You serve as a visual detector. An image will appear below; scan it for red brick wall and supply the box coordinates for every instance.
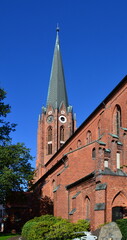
[35,77,127,230]
[35,103,75,180]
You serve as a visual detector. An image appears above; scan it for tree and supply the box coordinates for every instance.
[0,88,34,204]
[0,88,16,145]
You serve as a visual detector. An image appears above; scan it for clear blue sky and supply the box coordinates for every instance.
[1,0,127,167]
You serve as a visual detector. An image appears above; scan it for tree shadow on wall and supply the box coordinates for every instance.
[39,195,53,215]
[4,192,53,233]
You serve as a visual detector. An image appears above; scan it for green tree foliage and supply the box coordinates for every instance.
[22,214,90,240]
[0,88,34,203]
[0,89,16,144]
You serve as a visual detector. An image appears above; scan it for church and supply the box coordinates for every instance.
[34,28,127,230]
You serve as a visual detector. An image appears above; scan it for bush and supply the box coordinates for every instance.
[22,214,61,239]
[22,221,37,240]
[26,214,59,223]
[21,214,90,240]
[74,219,90,232]
[116,219,127,240]
[27,221,53,240]
[46,219,76,240]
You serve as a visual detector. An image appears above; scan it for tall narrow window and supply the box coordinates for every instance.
[48,126,52,141]
[113,105,121,136]
[77,140,82,148]
[60,126,64,141]
[48,143,52,155]
[52,179,56,191]
[85,196,90,220]
[98,120,101,138]
[104,159,108,168]
[92,148,96,159]
[116,152,120,169]
[116,106,121,136]
[48,126,52,154]
[86,130,92,144]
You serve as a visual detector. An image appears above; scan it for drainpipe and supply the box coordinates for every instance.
[104,184,107,223]
[67,189,70,220]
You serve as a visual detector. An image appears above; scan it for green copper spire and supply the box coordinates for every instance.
[46,28,69,109]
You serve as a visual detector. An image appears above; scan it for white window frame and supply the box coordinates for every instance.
[116,152,120,169]
[104,159,109,168]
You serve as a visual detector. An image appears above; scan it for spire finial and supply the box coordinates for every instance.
[56,23,59,33]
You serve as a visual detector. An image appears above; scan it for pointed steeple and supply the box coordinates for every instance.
[46,27,69,110]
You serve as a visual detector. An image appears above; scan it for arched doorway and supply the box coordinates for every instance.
[112,206,123,221]
[112,191,127,221]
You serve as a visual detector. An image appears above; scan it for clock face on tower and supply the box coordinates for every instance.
[59,115,67,123]
[47,115,54,123]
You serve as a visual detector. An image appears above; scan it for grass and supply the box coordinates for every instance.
[0,235,12,240]
[0,233,19,240]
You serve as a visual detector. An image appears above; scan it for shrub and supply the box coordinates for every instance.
[21,215,62,240]
[46,219,76,240]
[21,214,90,240]
[26,214,58,223]
[22,214,60,239]
[73,219,90,232]
[27,221,53,240]
[116,219,127,240]
[22,222,37,240]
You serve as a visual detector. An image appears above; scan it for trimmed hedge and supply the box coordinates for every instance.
[22,214,90,240]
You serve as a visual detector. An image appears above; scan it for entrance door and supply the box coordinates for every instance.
[112,206,123,222]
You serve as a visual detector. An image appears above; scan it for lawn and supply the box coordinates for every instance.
[0,234,19,240]
[0,235,12,240]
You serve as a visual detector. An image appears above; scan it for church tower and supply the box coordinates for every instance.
[36,28,76,180]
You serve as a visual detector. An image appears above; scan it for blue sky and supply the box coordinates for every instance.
[1,0,127,167]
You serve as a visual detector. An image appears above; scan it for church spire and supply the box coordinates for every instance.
[35,28,76,180]
[46,27,68,110]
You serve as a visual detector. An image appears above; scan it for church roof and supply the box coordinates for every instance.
[46,28,69,109]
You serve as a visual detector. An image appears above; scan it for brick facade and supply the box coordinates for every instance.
[34,28,127,231]
[36,103,76,179]
[34,75,127,230]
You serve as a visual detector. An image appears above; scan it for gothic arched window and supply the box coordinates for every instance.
[52,179,56,192]
[47,126,52,155]
[98,120,101,138]
[92,148,96,159]
[113,105,121,136]
[85,196,90,220]
[48,143,52,155]
[86,130,92,144]
[48,126,52,141]
[77,140,82,148]
[98,147,104,157]
[60,126,64,141]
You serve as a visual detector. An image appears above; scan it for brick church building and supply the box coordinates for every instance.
[34,28,127,230]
